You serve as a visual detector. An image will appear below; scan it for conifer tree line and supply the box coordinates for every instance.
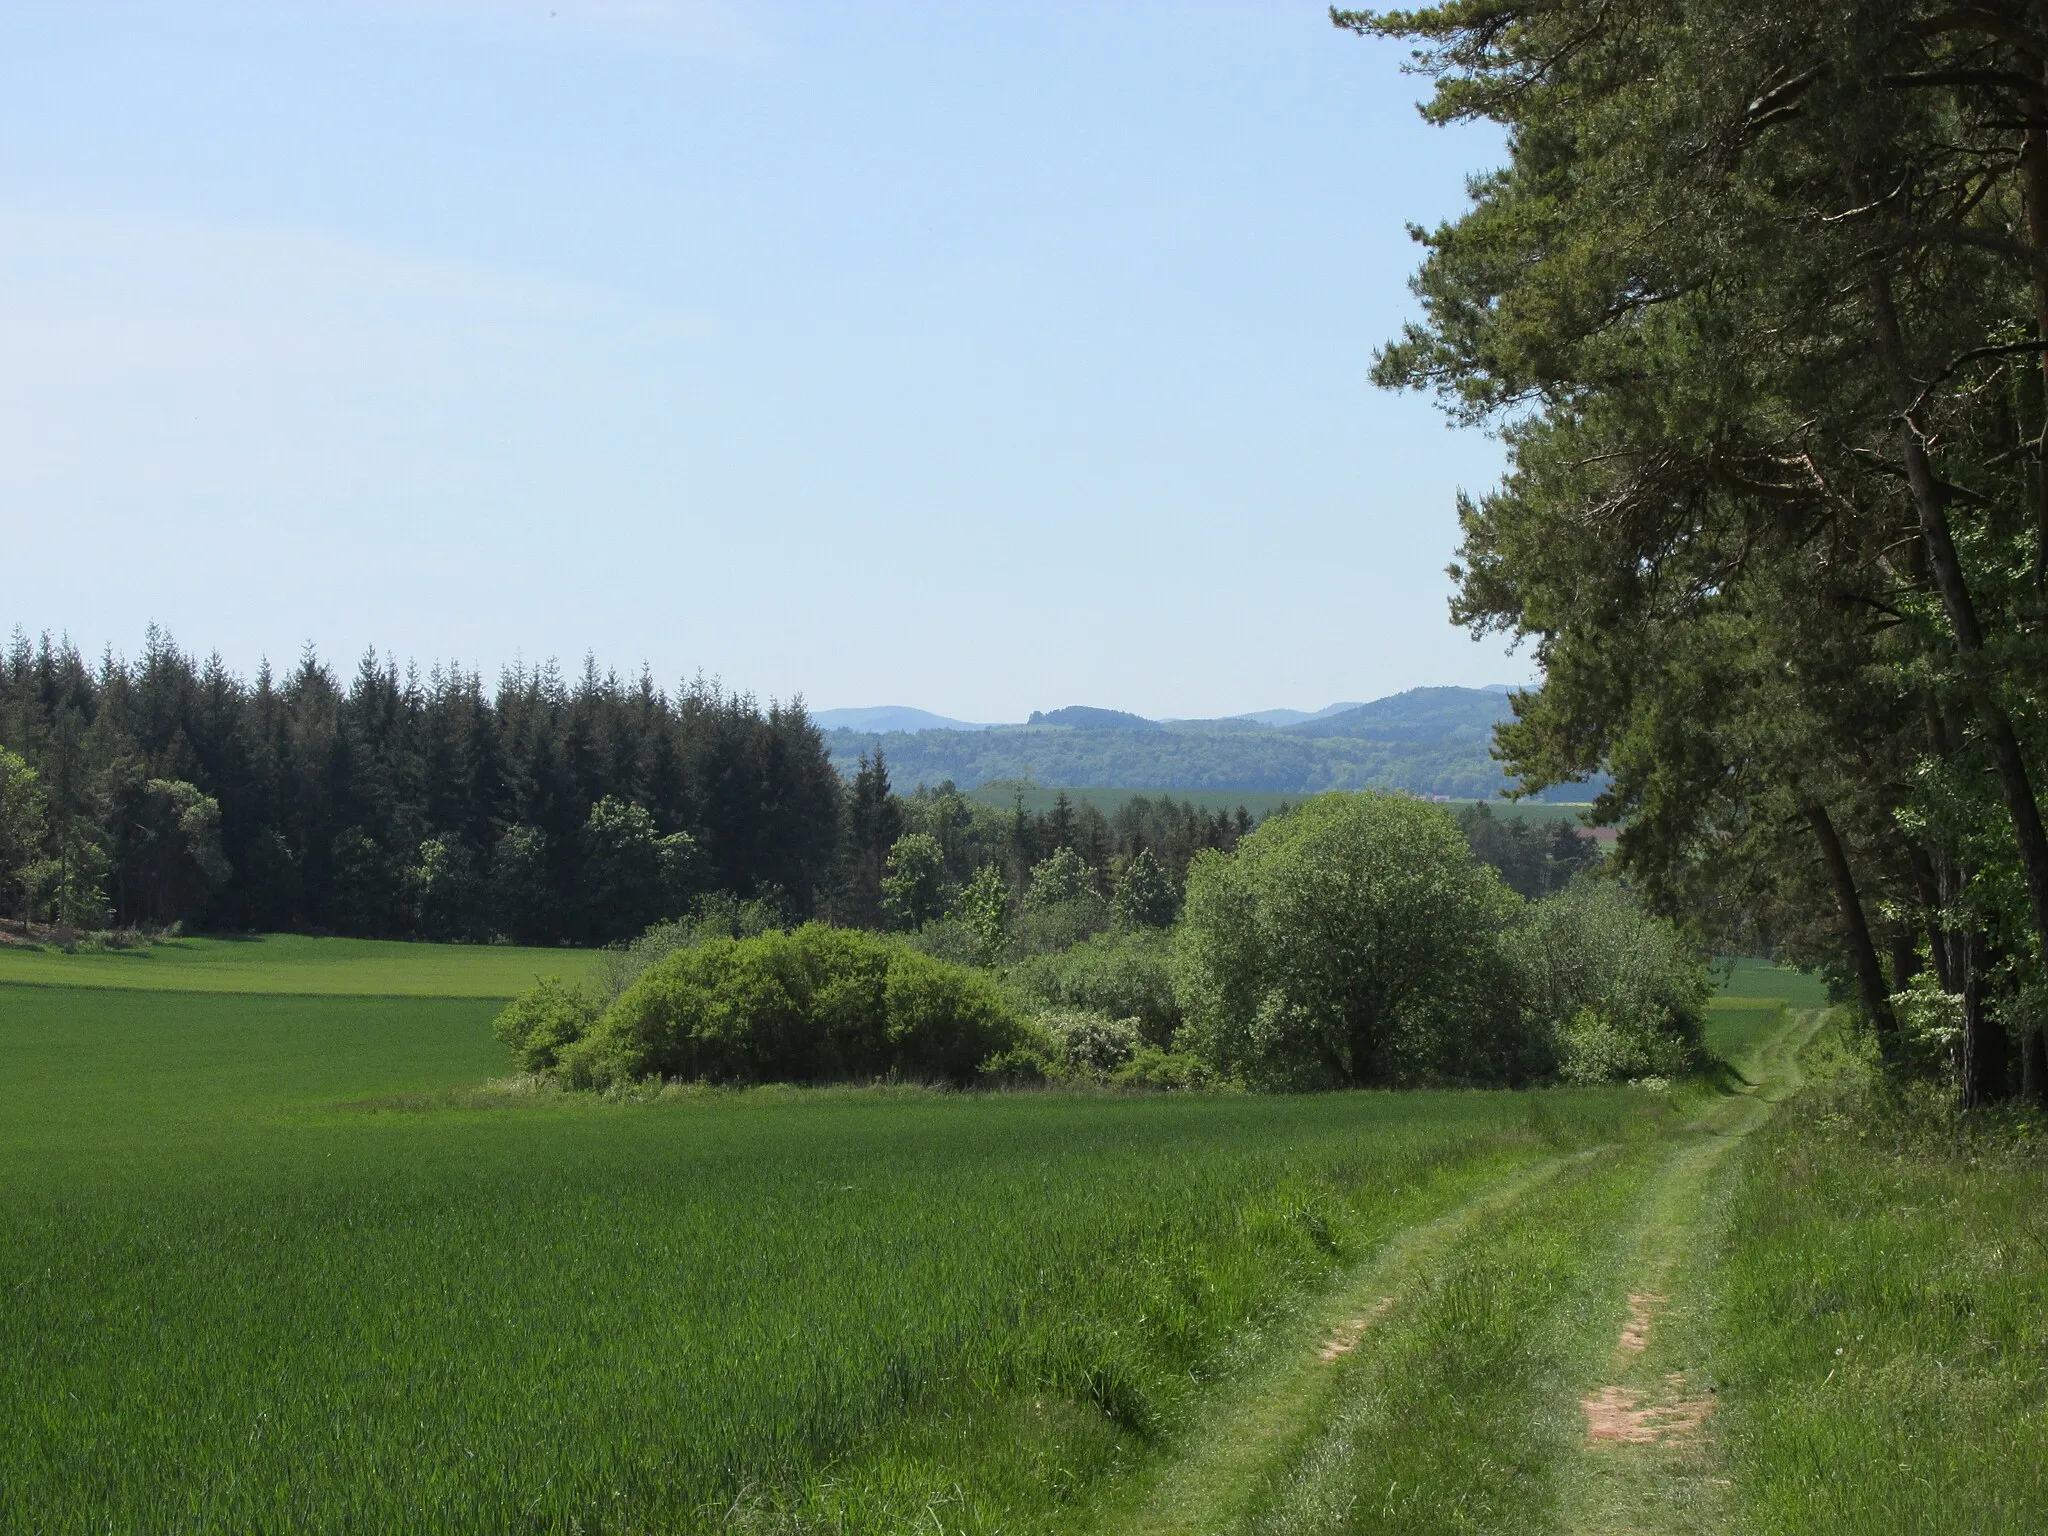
[1351,0,2048,1104]
[0,630,839,944]
[0,630,1301,947]
[835,759,1261,934]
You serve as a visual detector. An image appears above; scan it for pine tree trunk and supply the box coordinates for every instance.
[1959,932,2010,1109]
[1806,802,1902,1058]
[2023,1027,2048,1105]
[1888,928,1920,992]
[1868,271,2048,981]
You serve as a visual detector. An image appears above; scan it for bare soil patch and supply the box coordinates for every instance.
[1618,1291,1666,1354]
[1317,1297,1395,1362]
[1582,1373,1714,1446]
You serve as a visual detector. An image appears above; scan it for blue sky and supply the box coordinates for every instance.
[0,1,1520,720]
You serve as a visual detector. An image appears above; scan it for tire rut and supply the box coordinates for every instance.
[1078,1150,1596,1536]
[1560,1007,1827,1536]
[1086,1006,1825,1536]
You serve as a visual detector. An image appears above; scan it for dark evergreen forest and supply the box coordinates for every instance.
[4,629,1542,948]
[0,630,843,945]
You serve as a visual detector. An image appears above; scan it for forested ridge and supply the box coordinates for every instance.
[821,722,1526,799]
[818,686,1603,799]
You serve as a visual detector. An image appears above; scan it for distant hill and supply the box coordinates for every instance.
[1026,706,1161,731]
[811,705,992,733]
[1285,686,1516,742]
[1226,702,1366,727]
[823,685,1598,801]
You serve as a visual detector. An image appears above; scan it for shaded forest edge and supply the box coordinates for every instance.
[1339,0,2048,1112]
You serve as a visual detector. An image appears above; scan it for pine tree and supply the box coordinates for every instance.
[837,748,904,928]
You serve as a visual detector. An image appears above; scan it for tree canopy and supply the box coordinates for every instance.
[0,630,839,943]
[1351,0,2048,1103]
[1176,794,1529,1087]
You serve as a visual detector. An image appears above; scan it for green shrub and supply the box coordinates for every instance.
[1507,877,1706,1082]
[1887,971,1965,1083]
[1554,1007,1679,1085]
[981,1009,1209,1088]
[492,977,601,1073]
[550,923,1022,1088]
[1035,1007,1141,1077]
[586,893,786,1003]
[1175,792,1532,1088]
[1007,927,1182,1047]
[882,946,1021,1080]
[1111,1045,1217,1090]
[978,1041,1058,1086]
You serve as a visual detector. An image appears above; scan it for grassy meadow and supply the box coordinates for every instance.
[7,937,2040,1533]
[1712,1024,2048,1533]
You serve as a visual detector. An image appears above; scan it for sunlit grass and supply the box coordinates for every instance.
[0,931,591,996]
[1716,1023,2048,1534]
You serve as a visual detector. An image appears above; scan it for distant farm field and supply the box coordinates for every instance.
[964,781,1597,825]
[0,931,590,996]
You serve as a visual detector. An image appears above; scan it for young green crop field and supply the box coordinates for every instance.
[0,930,591,996]
[3,939,2040,1532]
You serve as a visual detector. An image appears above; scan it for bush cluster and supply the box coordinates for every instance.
[1506,878,1707,1083]
[1175,793,1531,1087]
[497,793,1711,1094]
[497,924,1024,1090]
[1172,794,1705,1089]
[1006,927,1182,1048]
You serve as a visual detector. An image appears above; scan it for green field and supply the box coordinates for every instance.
[964,781,1597,824]
[4,938,2038,1532]
[0,931,591,996]
[0,940,1668,1532]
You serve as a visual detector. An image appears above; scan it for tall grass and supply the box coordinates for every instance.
[1715,1024,2048,1534]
